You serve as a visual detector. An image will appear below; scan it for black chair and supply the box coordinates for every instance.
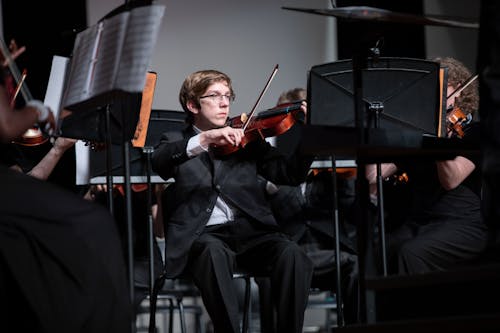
[147,275,188,333]
[232,271,253,333]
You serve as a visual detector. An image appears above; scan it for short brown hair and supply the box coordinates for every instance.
[179,70,234,124]
[277,87,306,105]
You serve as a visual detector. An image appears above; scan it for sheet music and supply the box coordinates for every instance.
[116,5,165,92]
[62,24,100,106]
[44,55,70,125]
[75,141,90,185]
[62,4,165,109]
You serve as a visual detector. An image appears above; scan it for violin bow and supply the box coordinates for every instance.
[10,69,27,107]
[0,37,32,102]
[446,73,478,100]
[242,64,279,132]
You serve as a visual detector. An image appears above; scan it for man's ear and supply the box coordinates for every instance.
[187,100,199,114]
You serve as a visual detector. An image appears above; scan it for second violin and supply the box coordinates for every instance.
[446,106,472,138]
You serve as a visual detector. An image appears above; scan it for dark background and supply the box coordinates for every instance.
[2,1,87,100]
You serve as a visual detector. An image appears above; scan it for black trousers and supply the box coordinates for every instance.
[0,166,132,333]
[187,218,314,333]
[388,217,489,275]
[256,249,359,332]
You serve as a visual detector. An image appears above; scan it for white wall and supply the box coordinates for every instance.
[87,0,337,116]
[424,0,480,70]
[86,1,480,115]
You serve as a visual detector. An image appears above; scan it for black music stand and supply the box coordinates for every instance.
[307,56,442,324]
[88,110,186,184]
[308,57,443,135]
[57,3,164,332]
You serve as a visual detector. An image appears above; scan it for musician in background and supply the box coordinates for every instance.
[367,57,489,275]
[256,88,359,330]
[87,182,165,312]
[1,39,81,193]
[152,69,314,333]
[0,39,132,332]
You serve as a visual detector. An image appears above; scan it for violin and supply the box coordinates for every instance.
[446,106,471,138]
[386,171,409,186]
[211,64,301,156]
[13,127,49,146]
[211,101,305,156]
[0,38,48,146]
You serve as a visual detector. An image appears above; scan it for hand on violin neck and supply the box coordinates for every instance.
[200,126,244,148]
[40,110,56,137]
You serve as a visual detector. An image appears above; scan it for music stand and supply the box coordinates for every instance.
[88,109,186,185]
[57,4,165,330]
[308,57,443,136]
[307,56,442,324]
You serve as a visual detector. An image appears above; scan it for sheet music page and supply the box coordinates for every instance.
[75,140,90,185]
[90,13,128,97]
[115,5,165,92]
[62,24,100,107]
[62,4,165,109]
[44,55,70,125]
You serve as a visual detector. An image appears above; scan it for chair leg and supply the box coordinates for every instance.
[241,276,251,333]
[149,273,167,333]
[168,298,174,333]
[177,296,187,333]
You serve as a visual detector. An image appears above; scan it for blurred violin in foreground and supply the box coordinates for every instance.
[0,38,50,146]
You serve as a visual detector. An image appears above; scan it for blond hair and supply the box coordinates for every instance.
[179,70,234,124]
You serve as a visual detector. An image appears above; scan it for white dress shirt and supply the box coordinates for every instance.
[186,127,237,226]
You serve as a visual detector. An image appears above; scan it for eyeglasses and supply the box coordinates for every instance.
[199,94,235,103]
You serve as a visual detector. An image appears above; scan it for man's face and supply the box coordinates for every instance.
[189,81,232,131]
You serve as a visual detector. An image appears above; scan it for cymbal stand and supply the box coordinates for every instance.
[368,102,388,276]
[352,45,377,324]
[102,103,136,332]
[143,146,155,300]
[329,154,345,326]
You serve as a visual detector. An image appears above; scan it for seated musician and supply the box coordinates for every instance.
[0,39,131,332]
[255,88,360,330]
[152,69,314,333]
[87,182,165,311]
[367,57,488,275]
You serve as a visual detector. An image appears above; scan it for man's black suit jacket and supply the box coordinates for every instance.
[152,126,313,278]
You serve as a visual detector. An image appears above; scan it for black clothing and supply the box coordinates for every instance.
[388,125,488,274]
[189,219,313,333]
[0,67,131,331]
[0,165,132,333]
[93,186,164,311]
[256,170,360,329]
[152,125,314,333]
[0,142,21,167]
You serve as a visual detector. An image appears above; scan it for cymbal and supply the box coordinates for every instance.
[282,6,479,29]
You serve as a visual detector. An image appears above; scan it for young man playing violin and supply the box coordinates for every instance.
[152,69,314,333]
[366,57,488,275]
